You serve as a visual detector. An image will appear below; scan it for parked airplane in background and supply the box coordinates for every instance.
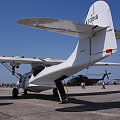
[0,1,120,103]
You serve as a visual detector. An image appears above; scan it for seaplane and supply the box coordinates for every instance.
[0,0,120,103]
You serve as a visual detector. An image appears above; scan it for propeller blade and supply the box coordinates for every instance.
[105,69,111,80]
[107,74,109,80]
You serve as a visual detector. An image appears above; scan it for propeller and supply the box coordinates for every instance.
[105,69,111,80]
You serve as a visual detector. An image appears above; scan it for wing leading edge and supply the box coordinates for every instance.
[0,56,120,67]
[17,18,120,39]
[0,56,64,66]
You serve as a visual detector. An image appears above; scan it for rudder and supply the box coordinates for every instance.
[85,0,117,56]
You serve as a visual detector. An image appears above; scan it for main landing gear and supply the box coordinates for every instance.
[12,88,19,99]
[12,88,28,98]
[53,88,58,97]
[54,76,68,103]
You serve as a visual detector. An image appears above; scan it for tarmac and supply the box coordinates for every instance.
[0,85,120,120]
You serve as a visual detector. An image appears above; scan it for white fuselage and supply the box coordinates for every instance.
[18,1,117,92]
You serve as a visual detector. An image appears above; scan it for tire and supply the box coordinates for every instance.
[12,88,19,99]
[24,90,27,95]
[53,88,58,97]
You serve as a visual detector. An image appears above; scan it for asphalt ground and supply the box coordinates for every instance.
[0,85,120,120]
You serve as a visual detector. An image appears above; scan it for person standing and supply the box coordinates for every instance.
[102,81,105,89]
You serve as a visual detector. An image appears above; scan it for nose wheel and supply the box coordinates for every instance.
[12,88,19,98]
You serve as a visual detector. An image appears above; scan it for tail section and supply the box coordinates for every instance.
[85,0,117,54]
[16,1,118,80]
[66,1,117,75]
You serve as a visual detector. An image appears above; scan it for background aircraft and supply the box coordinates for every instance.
[67,70,111,86]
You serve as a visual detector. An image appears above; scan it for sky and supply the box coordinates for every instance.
[0,0,120,83]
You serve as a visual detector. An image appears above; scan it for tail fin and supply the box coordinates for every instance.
[85,0,117,54]
[66,1,117,73]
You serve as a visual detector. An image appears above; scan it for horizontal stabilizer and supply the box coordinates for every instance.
[17,18,106,38]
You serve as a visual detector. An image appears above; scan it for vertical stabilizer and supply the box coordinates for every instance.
[85,0,117,53]
[66,1,117,75]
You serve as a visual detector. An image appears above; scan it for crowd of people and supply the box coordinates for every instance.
[80,81,119,89]
[0,83,16,88]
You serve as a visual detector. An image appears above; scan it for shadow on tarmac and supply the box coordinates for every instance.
[0,90,120,101]
[68,90,120,96]
[0,90,120,112]
[56,97,120,112]
[0,103,13,106]
[55,90,120,112]
[0,94,59,101]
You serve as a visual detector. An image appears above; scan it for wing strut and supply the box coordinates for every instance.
[1,63,22,80]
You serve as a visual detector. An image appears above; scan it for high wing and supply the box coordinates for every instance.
[0,56,120,67]
[17,18,106,38]
[0,56,64,66]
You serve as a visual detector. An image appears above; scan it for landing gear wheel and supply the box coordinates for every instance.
[53,88,58,97]
[24,90,27,95]
[12,88,19,99]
